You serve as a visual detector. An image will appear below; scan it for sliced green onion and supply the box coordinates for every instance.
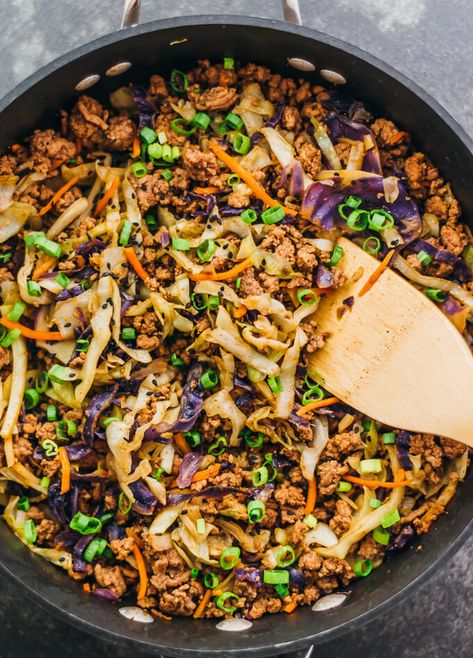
[191,292,208,311]
[263,569,289,585]
[69,512,102,535]
[144,213,158,233]
[80,279,92,291]
[191,112,211,131]
[170,69,189,93]
[220,546,241,570]
[336,480,353,493]
[0,252,12,264]
[84,538,108,563]
[247,500,265,524]
[328,245,344,266]
[360,458,382,474]
[190,567,200,579]
[204,572,219,589]
[46,404,57,422]
[103,416,121,427]
[362,236,382,256]
[346,209,370,231]
[55,273,70,289]
[147,143,163,161]
[267,376,283,393]
[197,239,216,262]
[196,518,206,535]
[100,512,114,525]
[370,498,382,509]
[240,208,258,224]
[76,338,90,353]
[40,476,51,489]
[208,436,227,456]
[118,492,132,514]
[56,419,77,440]
[24,388,40,410]
[373,526,390,546]
[215,591,239,613]
[232,132,251,155]
[338,196,362,220]
[0,328,21,347]
[42,439,59,457]
[225,112,243,131]
[184,430,201,448]
[7,301,26,322]
[27,280,42,297]
[261,205,285,225]
[416,250,432,266]
[296,289,318,306]
[381,508,400,529]
[161,144,173,163]
[172,237,190,251]
[382,432,396,445]
[424,288,446,302]
[152,467,166,481]
[170,353,185,366]
[140,126,158,145]
[161,169,173,183]
[275,545,296,568]
[23,519,37,544]
[171,146,180,160]
[24,231,46,247]
[35,236,62,259]
[275,583,289,598]
[235,276,242,290]
[303,514,318,528]
[252,465,269,487]
[35,371,49,393]
[304,370,325,387]
[208,295,220,310]
[353,558,373,577]
[17,497,30,511]
[200,370,219,389]
[227,174,241,187]
[48,364,76,384]
[119,219,133,246]
[368,209,395,232]
[171,118,196,136]
[157,131,167,144]
[223,57,234,70]
[121,327,136,341]
[244,431,264,448]
[302,385,324,405]
[130,161,147,178]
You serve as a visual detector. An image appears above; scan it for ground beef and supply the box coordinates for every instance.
[148,74,168,98]
[227,191,249,208]
[303,319,326,353]
[110,537,135,560]
[13,436,33,461]
[260,226,296,264]
[281,106,301,132]
[296,242,318,273]
[70,95,109,147]
[131,172,170,212]
[158,582,203,617]
[193,86,238,111]
[239,267,264,296]
[329,499,353,536]
[55,185,82,213]
[267,75,297,103]
[105,116,136,151]
[323,430,364,460]
[248,595,283,619]
[357,535,386,562]
[29,129,76,161]
[409,433,443,483]
[298,550,323,574]
[94,564,127,598]
[317,460,348,496]
[439,437,467,459]
[424,186,461,222]
[182,146,219,181]
[0,345,10,369]
[35,421,57,442]
[439,223,467,255]
[317,557,353,589]
[35,519,60,545]
[404,152,442,200]
[294,134,322,178]
[0,154,17,175]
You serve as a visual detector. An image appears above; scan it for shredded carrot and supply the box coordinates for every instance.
[0,317,65,341]
[189,257,252,282]
[388,130,409,145]
[194,186,220,195]
[82,583,91,593]
[10,143,22,153]
[296,396,339,416]
[124,246,150,282]
[50,158,65,171]
[75,138,83,154]
[31,255,57,281]
[59,446,71,495]
[343,472,410,489]
[209,141,297,215]
[169,463,221,488]
[39,176,80,216]
[193,589,213,619]
[174,432,190,455]
[304,477,317,515]
[358,249,395,297]
[132,543,149,600]
[131,135,141,159]
[284,601,298,614]
[94,175,120,217]
[233,305,247,319]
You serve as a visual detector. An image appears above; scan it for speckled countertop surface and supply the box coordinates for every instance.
[0,1,472,657]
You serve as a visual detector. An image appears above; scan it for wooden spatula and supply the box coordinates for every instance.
[308,237,473,447]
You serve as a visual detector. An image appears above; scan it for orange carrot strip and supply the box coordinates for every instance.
[0,317,65,341]
[82,583,91,593]
[132,543,148,600]
[188,257,252,282]
[75,138,83,154]
[296,396,339,416]
[124,246,150,282]
[304,477,317,515]
[388,130,409,145]
[11,143,22,153]
[343,473,410,489]
[284,601,298,614]
[233,306,247,319]
[131,136,141,159]
[209,141,297,215]
[39,176,80,216]
[193,589,213,619]
[174,432,190,455]
[194,186,220,195]
[169,463,221,488]
[50,158,65,171]
[31,255,57,281]
[358,249,395,297]
[59,446,71,495]
[94,175,120,217]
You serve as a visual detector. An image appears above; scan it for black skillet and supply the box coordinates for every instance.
[0,1,472,657]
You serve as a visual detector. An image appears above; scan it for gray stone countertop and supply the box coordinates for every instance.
[0,1,472,657]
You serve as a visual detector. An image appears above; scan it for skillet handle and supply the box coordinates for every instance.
[120,0,303,28]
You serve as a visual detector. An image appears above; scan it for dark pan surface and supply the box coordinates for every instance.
[0,16,471,657]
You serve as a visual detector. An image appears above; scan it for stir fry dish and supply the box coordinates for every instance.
[0,59,470,621]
